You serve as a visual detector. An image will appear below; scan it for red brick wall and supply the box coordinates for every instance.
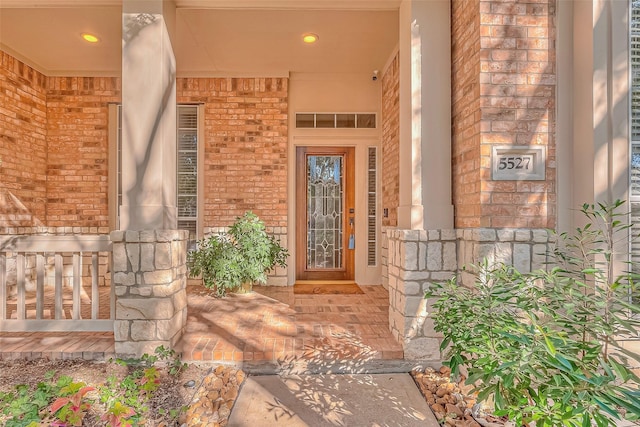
[0,50,48,231]
[452,0,482,228]
[45,77,120,230]
[382,53,400,228]
[177,77,288,228]
[0,51,289,233]
[478,0,556,228]
[452,0,556,228]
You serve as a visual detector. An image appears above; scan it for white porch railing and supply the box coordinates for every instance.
[0,235,113,332]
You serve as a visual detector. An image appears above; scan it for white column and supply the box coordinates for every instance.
[557,0,629,279]
[559,0,629,230]
[592,0,629,207]
[592,0,630,277]
[397,0,453,231]
[120,0,177,231]
[555,0,575,232]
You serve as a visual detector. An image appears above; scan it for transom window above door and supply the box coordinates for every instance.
[295,113,376,129]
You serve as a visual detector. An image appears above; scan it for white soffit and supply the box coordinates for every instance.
[0,6,122,76]
[175,9,398,76]
[0,1,399,76]
[1,0,401,9]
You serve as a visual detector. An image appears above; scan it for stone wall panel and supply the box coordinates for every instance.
[131,320,157,341]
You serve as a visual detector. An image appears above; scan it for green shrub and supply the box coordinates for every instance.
[0,347,188,427]
[49,382,95,426]
[425,200,640,426]
[0,371,70,427]
[188,211,288,297]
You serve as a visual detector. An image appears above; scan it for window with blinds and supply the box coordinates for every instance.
[177,105,199,246]
[367,147,377,266]
[630,144,640,276]
[632,3,640,141]
[631,2,640,289]
[115,105,200,245]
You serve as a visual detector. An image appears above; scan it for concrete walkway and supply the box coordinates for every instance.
[228,373,439,427]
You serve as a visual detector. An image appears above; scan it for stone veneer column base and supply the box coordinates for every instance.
[111,230,188,357]
[387,229,457,361]
[386,227,550,361]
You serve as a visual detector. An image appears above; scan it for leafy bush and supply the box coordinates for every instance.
[188,211,289,297]
[0,346,188,427]
[50,382,95,426]
[0,371,70,427]
[101,346,187,426]
[425,200,640,426]
[101,401,136,427]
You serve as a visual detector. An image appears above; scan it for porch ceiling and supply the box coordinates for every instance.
[0,0,399,77]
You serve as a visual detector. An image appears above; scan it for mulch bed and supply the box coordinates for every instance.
[2,358,514,427]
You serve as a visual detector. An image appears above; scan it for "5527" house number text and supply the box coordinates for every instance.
[491,146,545,181]
[497,155,533,171]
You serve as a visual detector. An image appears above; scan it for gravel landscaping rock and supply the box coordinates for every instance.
[182,365,246,426]
[411,366,509,427]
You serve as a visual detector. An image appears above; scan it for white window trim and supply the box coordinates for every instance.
[108,103,204,240]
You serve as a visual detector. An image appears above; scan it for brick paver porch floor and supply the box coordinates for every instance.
[0,284,403,364]
[177,284,404,364]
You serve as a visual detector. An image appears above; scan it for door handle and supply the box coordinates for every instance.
[348,217,355,249]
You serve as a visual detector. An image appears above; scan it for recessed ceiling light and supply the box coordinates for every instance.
[302,33,319,44]
[82,33,99,43]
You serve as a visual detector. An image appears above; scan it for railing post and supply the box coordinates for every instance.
[0,254,5,321]
[54,254,63,320]
[91,253,99,320]
[72,253,81,320]
[36,254,44,319]
[16,253,25,320]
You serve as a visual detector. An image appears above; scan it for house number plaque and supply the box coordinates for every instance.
[491,145,545,181]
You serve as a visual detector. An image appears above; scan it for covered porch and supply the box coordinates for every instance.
[0,0,561,363]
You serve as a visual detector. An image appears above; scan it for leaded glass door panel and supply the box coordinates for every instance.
[296,147,355,281]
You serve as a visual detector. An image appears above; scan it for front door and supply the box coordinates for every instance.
[296,146,355,281]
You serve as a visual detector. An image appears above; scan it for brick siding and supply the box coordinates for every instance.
[46,77,120,230]
[452,0,556,228]
[479,0,556,228]
[1,50,289,233]
[381,53,400,227]
[0,51,48,231]
[177,77,288,229]
[3,0,557,234]
[452,0,482,228]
